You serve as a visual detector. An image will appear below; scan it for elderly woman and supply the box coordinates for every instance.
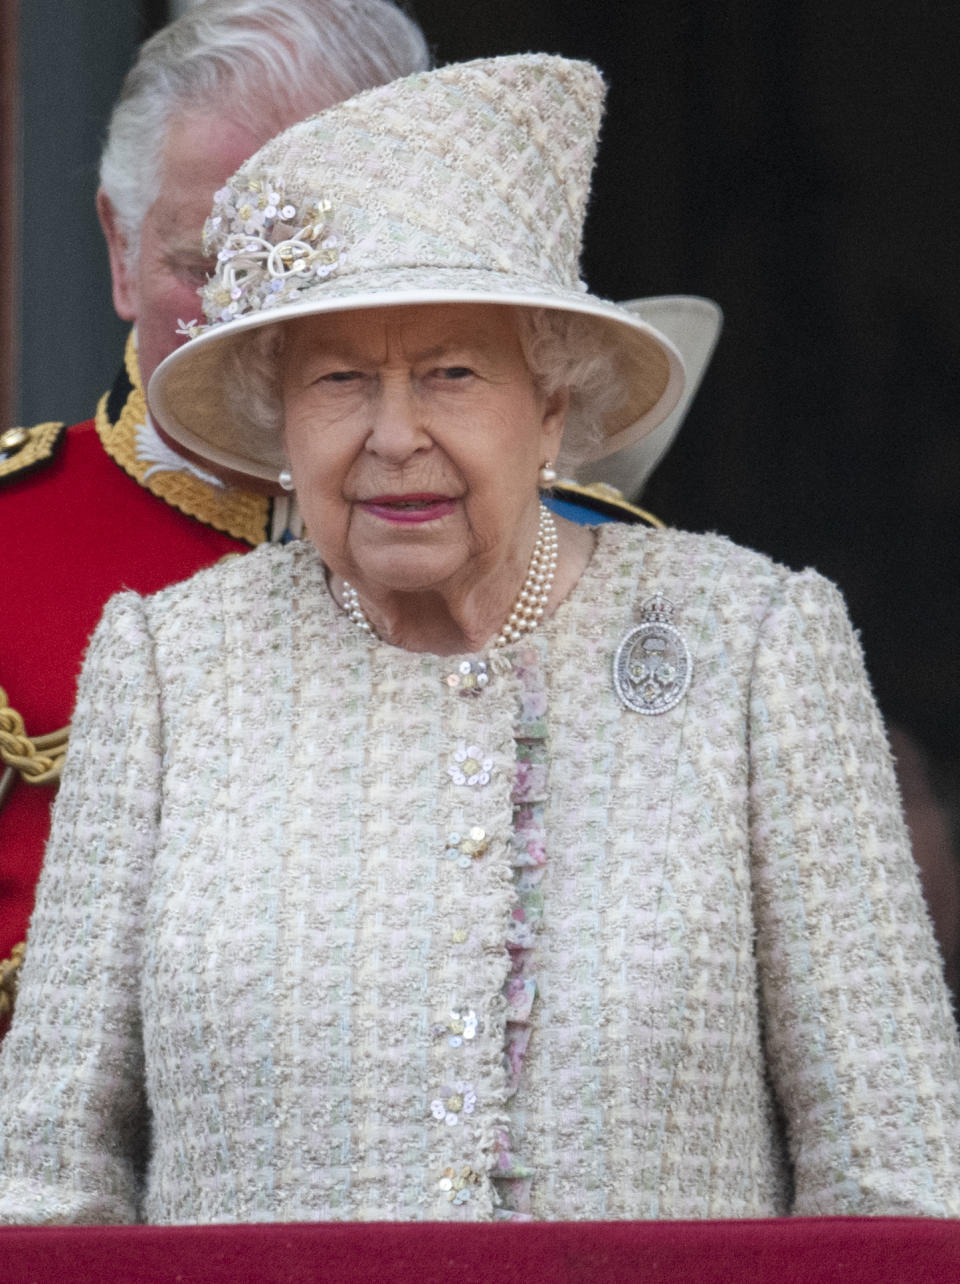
[1,55,958,1226]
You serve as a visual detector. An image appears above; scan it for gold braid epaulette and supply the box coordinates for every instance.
[96,331,271,546]
[0,686,69,786]
[0,942,25,1020]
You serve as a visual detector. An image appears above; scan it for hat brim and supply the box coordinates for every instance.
[576,295,722,497]
[149,269,687,488]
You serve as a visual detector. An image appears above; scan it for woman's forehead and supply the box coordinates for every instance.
[283,303,520,358]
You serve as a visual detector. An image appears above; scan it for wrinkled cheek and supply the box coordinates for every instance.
[300,490,353,570]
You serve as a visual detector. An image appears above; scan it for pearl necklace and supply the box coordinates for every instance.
[340,502,559,649]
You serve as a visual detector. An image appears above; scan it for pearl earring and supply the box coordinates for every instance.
[278,469,294,491]
[538,460,557,487]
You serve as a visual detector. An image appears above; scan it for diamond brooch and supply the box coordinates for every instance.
[612,593,692,715]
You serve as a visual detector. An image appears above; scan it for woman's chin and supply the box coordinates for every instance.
[347,550,466,599]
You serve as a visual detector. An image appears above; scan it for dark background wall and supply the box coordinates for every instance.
[15,1,959,780]
[14,1,156,432]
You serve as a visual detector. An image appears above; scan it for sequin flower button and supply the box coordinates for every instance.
[432,1007,481,1048]
[448,744,493,787]
[430,1082,477,1126]
[445,828,490,868]
[436,1165,482,1205]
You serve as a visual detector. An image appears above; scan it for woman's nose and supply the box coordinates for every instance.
[364,379,430,462]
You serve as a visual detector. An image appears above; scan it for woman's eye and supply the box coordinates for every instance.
[436,366,474,380]
[320,370,363,383]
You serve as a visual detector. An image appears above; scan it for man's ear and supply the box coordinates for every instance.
[96,188,138,320]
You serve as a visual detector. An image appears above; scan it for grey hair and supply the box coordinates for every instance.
[99,0,430,265]
[223,306,628,477]
[514,308,627,472]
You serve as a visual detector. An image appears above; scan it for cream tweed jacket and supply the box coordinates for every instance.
[1,524,958,1224]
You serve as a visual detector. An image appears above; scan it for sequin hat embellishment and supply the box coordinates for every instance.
[613,593,692,715]
[177,175,339,338]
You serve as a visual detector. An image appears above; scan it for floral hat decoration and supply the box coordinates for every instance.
[148,53,687,487]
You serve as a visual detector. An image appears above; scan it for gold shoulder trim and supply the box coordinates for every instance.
[552,479,664,528]
[96,332,271,546]
[0,422,66,487]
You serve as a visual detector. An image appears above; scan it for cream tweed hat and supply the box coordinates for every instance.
[149,54,687,486]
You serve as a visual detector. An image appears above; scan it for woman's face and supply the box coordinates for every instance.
[280,303,567,597]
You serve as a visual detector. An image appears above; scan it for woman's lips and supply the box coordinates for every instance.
[358,494,457,524]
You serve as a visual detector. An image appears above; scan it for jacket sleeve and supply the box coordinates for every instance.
[0,592,159,1224]
[748,567,960,1216]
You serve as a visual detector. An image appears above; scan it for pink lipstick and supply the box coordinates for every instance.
[358,494,457,524]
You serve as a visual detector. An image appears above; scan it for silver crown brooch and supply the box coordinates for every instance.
[612,593,693,715]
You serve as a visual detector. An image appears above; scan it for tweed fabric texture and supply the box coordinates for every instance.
[1,525,958,1224]
[149,55,681,484]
